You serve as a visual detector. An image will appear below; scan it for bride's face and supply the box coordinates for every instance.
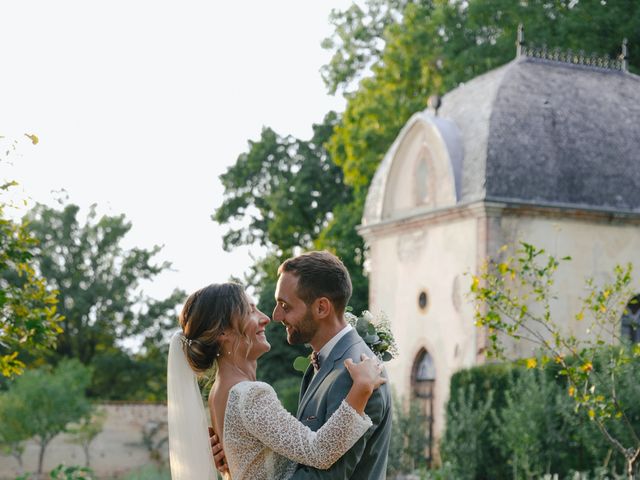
[234,296,272,360]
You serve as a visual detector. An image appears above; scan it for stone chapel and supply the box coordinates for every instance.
[358,36,640,461]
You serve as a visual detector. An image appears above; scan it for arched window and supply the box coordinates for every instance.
[621,294,640,344]
[411,349,436,468]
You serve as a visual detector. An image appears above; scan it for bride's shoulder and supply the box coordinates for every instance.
[230,380,275,396]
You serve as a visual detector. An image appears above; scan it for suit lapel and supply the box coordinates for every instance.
[296,329,362,417]
[299,364,314,407]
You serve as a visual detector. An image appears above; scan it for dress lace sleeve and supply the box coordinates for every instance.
[239,382,372,470]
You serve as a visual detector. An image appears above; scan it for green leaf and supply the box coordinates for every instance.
[293,356,311,373]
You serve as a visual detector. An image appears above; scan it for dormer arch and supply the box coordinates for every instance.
[362,111,463,226]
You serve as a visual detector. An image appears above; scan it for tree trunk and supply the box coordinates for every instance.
[37,438,50,480]
[11,447,24,475]
[84,442,91,467]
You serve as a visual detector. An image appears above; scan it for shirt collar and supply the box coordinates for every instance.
[317,324,353,363]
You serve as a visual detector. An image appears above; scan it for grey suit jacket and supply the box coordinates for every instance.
[290,329,392,480]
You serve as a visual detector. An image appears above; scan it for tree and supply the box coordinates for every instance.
[0,390,31,474]
[471,243,640,478]
[22,200,184,398]
[214,111,350,254]
[67,407,107,468]
[0,359,92,479]
[320,0,411,95]
[0,140,62,378]
[322,0,640,318]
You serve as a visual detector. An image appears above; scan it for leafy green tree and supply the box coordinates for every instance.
[90,344,170,401]
[0,167,62,376]
[320,0,411,95]
[471,243,640,478]
[67,407,107,468]
[0,193,62,377]
[214,111,349,254]
[321,0,640,316]
[1,359,92,479]
[0,389,31,474]
[22,200,184,399]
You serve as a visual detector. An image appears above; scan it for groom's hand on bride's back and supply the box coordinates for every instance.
[209,427,229,474]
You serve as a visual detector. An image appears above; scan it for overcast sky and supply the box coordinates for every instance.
[1,0,352,302]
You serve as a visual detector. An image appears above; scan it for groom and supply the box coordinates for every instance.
[272,250,392,479]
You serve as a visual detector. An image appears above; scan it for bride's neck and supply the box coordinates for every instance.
[217,356,257,382]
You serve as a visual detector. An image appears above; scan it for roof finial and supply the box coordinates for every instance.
[621,38,628,72]
[428,94,442,116]
[516,24,525,57]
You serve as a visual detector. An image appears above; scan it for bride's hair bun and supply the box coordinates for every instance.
[179,282,250,373]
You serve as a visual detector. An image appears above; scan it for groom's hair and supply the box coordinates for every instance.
[278,251,352,314]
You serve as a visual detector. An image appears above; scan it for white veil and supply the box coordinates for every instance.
[167,330,217,479]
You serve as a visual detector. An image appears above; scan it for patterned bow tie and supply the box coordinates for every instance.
[311,351,321,371]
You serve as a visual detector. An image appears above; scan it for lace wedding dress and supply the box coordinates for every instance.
[222,381,372,480]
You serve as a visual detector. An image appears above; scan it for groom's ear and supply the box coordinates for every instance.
[313,297,332,320]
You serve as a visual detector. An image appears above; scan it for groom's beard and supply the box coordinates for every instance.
[287,307,318,345]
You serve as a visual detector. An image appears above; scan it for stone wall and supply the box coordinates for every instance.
[0,403,169,479]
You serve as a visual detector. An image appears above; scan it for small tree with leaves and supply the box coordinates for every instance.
[470,243,640,479]
[67,407,107,468]
[0,390,31,474]
[2,359,92,479]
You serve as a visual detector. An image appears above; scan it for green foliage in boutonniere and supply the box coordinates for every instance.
[346,309,398,362]
[292,309,398,373]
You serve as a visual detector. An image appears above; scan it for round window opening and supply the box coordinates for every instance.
[418,291,428,310]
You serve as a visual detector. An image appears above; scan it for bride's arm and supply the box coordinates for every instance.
[239,382,373,470]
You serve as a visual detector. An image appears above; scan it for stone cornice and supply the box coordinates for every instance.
[358,198,640,239]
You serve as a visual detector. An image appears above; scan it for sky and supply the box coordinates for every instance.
[1,0,352,302]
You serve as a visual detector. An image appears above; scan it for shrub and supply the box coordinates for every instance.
[387,392,430,477]
[442,358,640,479]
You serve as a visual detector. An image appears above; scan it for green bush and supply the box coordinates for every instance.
[444,364,523,479]
[440,384,494,480]
[50,464,96,480]
[118,465,171,480]
[492,370,575,478]
[387,392,430,477]
[441,357,640,479]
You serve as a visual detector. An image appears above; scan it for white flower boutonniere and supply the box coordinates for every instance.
[345,309,398,362]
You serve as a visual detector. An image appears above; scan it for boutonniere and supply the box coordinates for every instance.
[345,309,398,362]
[292,309,398,373]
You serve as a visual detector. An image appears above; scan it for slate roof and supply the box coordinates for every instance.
[440,57,640,212]
[363,57,640,227]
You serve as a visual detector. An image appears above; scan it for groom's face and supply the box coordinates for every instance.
[273,272,319,345]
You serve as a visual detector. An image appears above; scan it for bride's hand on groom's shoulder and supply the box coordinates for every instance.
[344,353,387,394]
[209,427,229,474]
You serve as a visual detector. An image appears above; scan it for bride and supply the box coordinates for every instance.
[167,282,386,479]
